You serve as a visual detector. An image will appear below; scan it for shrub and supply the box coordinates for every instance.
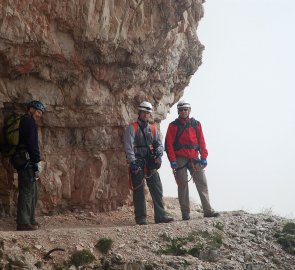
[210,233,223,249]
[159,230,223,258]
[34,261,42,268]
[187,244,204,257]
[283,222,295,235]
[69,249,95,267]
[95,237,113,254]
[213,221,224,231]
[161,237,188,256]
[274,222,295,255]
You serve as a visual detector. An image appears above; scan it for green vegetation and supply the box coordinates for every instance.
[95,237,113,254]
[187,244,204,257]
[22,246,30,252]
[144,264,154,270]
[34,261,42,268]
[209,233,223,249]
[283,222,295,234]
[161,237,188,256]
[274,222,295,255]
[159,230,223,257]
[69,249,96,267]
[53,265,65,270]
[213,221,225,231]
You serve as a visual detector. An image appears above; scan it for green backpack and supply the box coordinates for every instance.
[0,113,23,158]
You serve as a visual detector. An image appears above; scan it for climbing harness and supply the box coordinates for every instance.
[128,158,157,191]
[172,158,203,187]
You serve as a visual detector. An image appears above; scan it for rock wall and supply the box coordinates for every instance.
[0,0,204,215]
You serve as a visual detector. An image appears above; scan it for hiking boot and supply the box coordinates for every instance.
[31,222,40,230]
[16,224,38,231]
[136,220,147,225]
[182,214,190,221]
[204,212,220,218]
[155,217,174,224]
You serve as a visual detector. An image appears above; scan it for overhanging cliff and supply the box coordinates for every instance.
[0,0,204,214]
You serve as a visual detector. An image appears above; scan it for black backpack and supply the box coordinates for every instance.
[165,118,199,152]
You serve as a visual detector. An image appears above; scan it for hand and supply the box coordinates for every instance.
[130,162,140,175]
[170,161,177,169]
[200,159,207,168]
[155,157,162,165]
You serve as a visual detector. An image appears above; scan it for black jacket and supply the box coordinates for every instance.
[19,115,41,163]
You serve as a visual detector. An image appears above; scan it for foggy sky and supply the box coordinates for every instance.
[159,0,295,218]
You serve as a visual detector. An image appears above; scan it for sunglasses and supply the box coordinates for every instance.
[178,108,188,112]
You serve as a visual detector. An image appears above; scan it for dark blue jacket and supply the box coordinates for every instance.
[19,115,41,163]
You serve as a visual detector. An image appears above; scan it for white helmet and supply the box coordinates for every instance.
[138,101,153,113]
[177,100,191,109]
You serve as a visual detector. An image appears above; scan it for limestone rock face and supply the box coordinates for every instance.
[0,0,204,214]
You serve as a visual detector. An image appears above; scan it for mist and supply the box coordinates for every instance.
[159,0,295,218]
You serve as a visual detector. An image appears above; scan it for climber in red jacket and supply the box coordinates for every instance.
[165,100,220,220]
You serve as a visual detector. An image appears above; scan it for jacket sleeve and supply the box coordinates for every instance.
[196,122,208,159]
[154,127,164,157]
[165,123,177,162]
[20,117,41,163]
[123,124,136,163]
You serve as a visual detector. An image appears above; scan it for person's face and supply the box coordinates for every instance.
[29,108,43,121]
[178,107,191,119]
[139,110,151,122]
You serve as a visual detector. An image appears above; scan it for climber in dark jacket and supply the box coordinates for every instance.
[19,113,41,163]
[13,100,45,231]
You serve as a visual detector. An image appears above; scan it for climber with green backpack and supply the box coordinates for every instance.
[1,100,45,231]
[0,113,24,158]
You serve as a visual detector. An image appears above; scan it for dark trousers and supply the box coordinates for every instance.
[17,165,37,225]
[131,169,166,223]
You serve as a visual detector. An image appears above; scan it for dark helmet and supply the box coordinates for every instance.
[27,100,45,113]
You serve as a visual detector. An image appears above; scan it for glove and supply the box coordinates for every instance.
[130,162,140,175]
[170,161,177,169]
[32,162,41,179]
[32,163,39,172]
[154,148,162,159]
[200,159,207,168]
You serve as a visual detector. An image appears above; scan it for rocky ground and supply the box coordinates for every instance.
[0,197,294,270]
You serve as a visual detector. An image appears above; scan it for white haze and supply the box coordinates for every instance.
[159,0,295,218]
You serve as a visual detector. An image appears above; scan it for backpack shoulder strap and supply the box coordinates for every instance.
[150,123,156,139]
[174,119,190,143]
[132,121,156,139]
[190,117,199,129]
[132,122,139,134]
[172,118,182,128]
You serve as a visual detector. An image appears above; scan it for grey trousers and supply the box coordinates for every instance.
[175,156,214,216]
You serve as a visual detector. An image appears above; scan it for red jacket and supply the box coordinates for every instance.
[165,117,208,162]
